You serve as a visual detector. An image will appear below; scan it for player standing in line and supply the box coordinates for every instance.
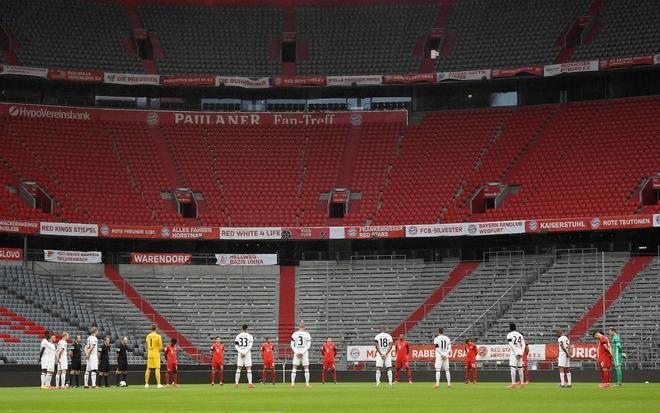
[55,332,69,389]
[506,323,525,388]
[290,323,312,388]
[39,330,52,388]
[374,326,393,387]
[433,328,452,389]
[321,337,337,384]
[84,327,99,389]
[165,338,179,386]
[234,324,255,388]
[609,328,625,386]
[69,335,82,387]
[99,336,111,387]
[593,331,612,388]
[555,330,571,388]
[210,337,225,385]
[261,337,276,385]
[464,338,478,384]
[41,333,57,389]
[144,325,164,389]
[522,338,530,384]
[115,336,129,386]
[393,334,412,384]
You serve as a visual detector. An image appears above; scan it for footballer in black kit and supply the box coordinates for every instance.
[116,336,129,386]
[69,336,83,387]
[99,336,111,387]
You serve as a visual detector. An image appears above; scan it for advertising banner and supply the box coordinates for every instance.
[326,75,383,87]
[271,76,326,88]
[544,60,599,77]
[526,218,591,233]
[215,254,277,266]
[545,343,597,361]
[492,66,544,78]
[104,72,160,85]
[406,223,466,237]
[130,252,192,265]
[436,69,491,82]
[466,220,526,236]
[99,224,165,239]
[215,76,270,89]
[218,227,282,240]
[590,215,653,230]
[40,222,98,237]
[382,73,435,84]
[348,344,547,362]
[44,249,102,264]
[47,69,104,82]
[161,75,215,87]
[0,220,39,234]
[281,227,332,240]
[0,65,48,78]
[344,226,405,239]
[346,345,398,362]
[0,248,23,261]
[599,55,655,70]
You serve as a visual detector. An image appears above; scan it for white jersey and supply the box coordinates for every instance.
[374,333,393,354]
[234,332,254,355]
[40,338,48,357]
[290,331,312,355]
[56,339,68,363]
[43,341,56,362]
[558,335,570,356]
[85,335,98,360]
[434,334,452,358]
[507,331,525,356]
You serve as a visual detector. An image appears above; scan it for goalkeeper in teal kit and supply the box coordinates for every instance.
[609,328,626,386]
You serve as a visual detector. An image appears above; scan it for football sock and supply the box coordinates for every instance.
[247,371,252,385]
[445,370,451,385]
[560,372,565,386]
[567,372,572,386]
[75,374,80,387]
[154,369,161,385]
[173,373,177,384]
[304,369,310,385]
[123,373,127,384]
[473,368,477,382]
[510,367,517,384]
[387,370,392,385]
[394,369,399,382]
[211,371,215,384]
[262,370,266,382]
[435,371,440,385]
[321,369,326,383]
[55,373,60,387]
[291,369,297,385]
[407,367,412,381]
[105,375,109,386]
[375,370,381,384]
[145,368,150,384]
[91,371,96,387]
[332,369,336,382]
[235,369,241,385]
[45,372,52,387]
[271,370,276,382]
[40,371,46,386]
[466,368,470,382]
[615,367,622,383]
[165,372,170,385]
[61,372,66,387]
[518,368,524,384]
[84,372,89,387]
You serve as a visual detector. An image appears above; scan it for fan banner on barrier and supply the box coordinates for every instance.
[219,227,282,240]
[492,66,544,78]
[344,225,405,239]
[44,249,102,264]
[466,221,526,236]
[346,344,546,362]
[104,72,160,85]
[47,69,104,82]
[281,227,332,240]
[345,345,398,362]
[436,69,491,82]
[543,60,599,77]
[215,76,270,88]
[0,65,48,78]
[545,343,598,360]
[215,254,277,266]
[271,76,326,88]
[405,223,466,237]
[0,220,39,234]
[599,55,655,70]
[40,222,98,237]
[326,75,383,86]
[161,75,215,87]
[382,73,435,84]
[130,252,192,265]
[0,248,23,261]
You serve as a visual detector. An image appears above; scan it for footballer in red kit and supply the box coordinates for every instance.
[261,337,276,385]
[594,331,613,387]
[165,338,179,386]
[464,339,478,384]
[522,338,530,384]
[210,337,225,385]
[394,334,412,384]
[321,337,337,384]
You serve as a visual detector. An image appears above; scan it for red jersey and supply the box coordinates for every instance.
[465,343,478,362]
[597,336,612,361]
[211,343,225,362]
[522,339,529,363]
[394,340,409,361]
[261,343,275,363]
[322,343,337,362]
[165,345,177,364]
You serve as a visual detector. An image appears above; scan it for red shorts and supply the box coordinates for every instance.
[212,361,224,370]
[599,358,612,369]
[396,359,409,369]
[323,361,335,370]
[263,361,275,369]
[465,361,476,369]
[167,362,177,372]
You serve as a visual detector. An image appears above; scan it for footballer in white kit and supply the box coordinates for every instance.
[555,329,572,388]
[40,334,57,388]
[374,326,393,386]
[506,323,525,387]
[84,327,99,388]
[234,324,255,387]
[290,323,312,387]
[433,328,452,388]
[55,332,69,388]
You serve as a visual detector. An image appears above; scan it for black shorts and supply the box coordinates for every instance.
[71,360,82,371]
[117,361,128,372]
[99,361,110,373]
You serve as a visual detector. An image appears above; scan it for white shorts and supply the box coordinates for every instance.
[86,358,98,371]
[41,357,55,371]
[558,354,570,368]
[236,353,252,368]
[435,357,449,371]
[375,354,392,369]
[509,354,523,368]
[292,352,310,367]
[58,358,68,370]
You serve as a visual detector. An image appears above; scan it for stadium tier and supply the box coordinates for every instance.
[1,97,658,227]
[0,0,659,76]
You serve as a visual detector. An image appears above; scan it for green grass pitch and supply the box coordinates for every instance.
[1,382,658,413]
